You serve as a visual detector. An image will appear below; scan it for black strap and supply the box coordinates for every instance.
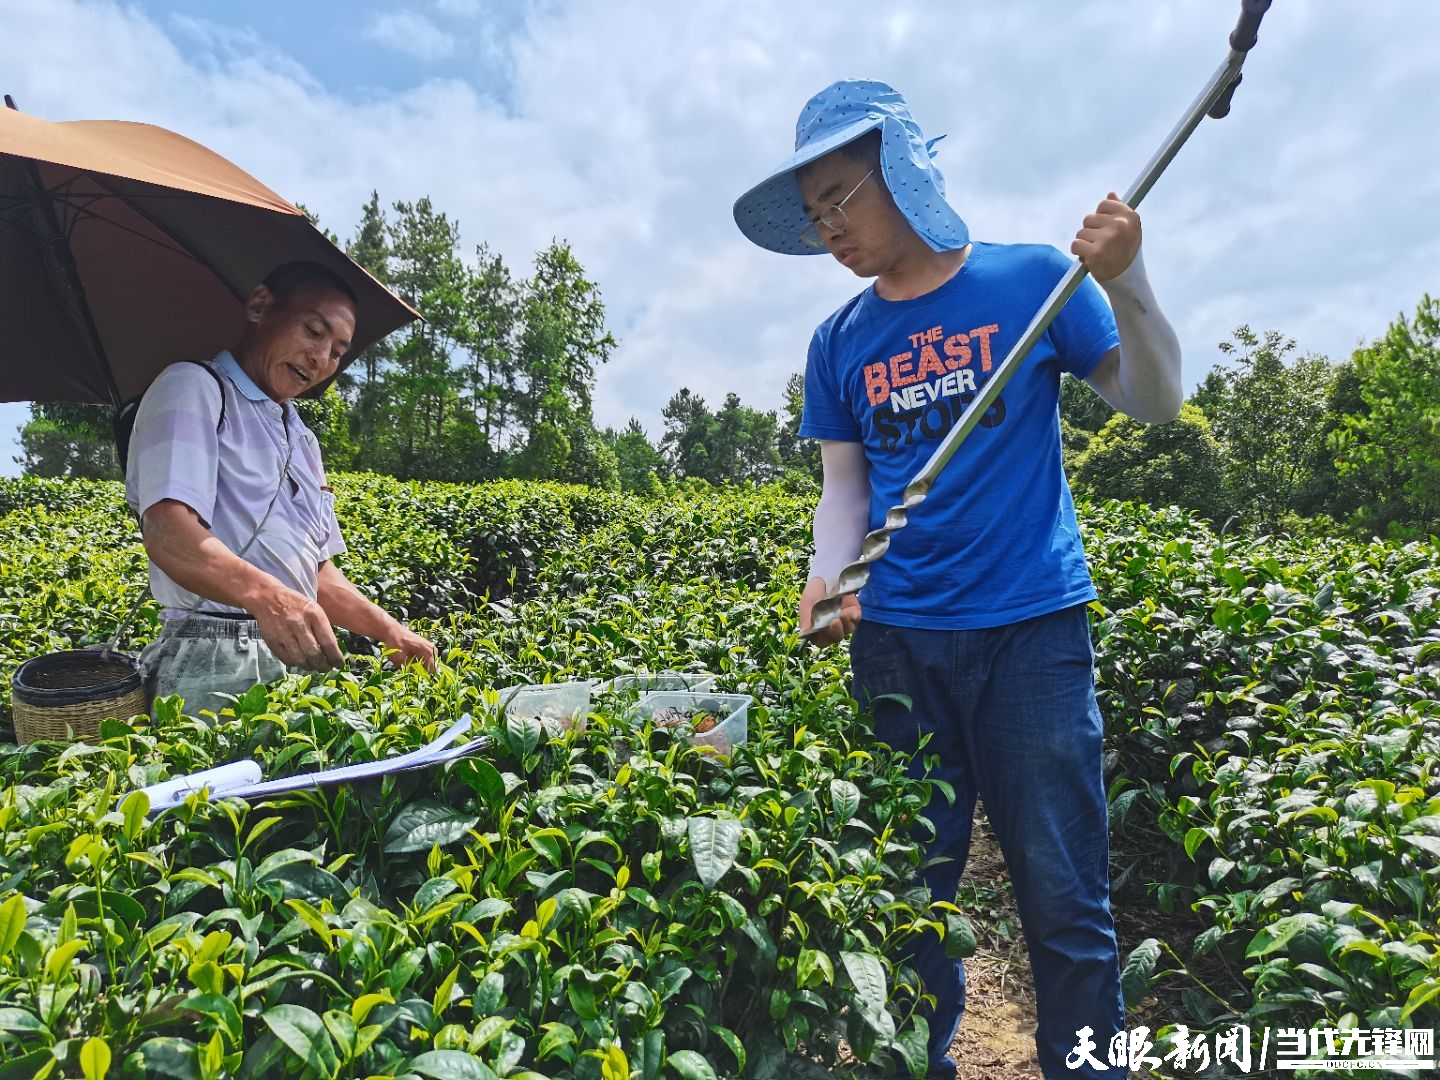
[185,360,228,429]
[115,360,227,472]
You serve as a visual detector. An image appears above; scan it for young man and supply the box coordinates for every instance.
[733,81,1181,1078]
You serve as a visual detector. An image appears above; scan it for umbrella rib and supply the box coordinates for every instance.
[60,195,198,263]
[1,163,247,301]
[5,157,122,407]
[44,170,205,265]
[80,168,247,303]
[0,175,195,266]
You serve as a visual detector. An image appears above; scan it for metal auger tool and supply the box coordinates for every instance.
[803,0,1273,640]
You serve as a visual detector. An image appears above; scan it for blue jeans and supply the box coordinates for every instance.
[850,605,1125,1079]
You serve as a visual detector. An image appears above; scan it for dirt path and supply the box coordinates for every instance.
[934,814,1192,1080]
[941,813,1045,1079]
[859,810,1197,1079]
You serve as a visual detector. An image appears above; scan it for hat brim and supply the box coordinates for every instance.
[732,117,881,256]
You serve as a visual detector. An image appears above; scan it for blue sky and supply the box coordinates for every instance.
[2,0,1438,476]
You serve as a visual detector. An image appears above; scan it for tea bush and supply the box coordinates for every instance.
[0,478,955,1079]
[0,478,1436,1077]
[1083,500,1440,1036]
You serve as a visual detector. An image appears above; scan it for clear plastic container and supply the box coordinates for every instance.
[602,671,718,695]
[635,691,750,756]
[497,681,591,735]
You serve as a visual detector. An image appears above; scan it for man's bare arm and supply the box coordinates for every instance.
[142,499,342,671]
[316,561,437,671]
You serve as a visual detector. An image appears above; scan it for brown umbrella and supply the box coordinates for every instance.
[0,97,419,406]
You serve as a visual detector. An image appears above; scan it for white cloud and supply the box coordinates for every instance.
[365,10,457,61]
[2,0,1438,478]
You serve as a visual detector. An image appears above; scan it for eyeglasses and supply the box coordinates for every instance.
[799,170,874,249]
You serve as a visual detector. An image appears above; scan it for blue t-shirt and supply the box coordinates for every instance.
[799,241,1119,630]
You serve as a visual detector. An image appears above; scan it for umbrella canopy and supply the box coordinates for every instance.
[0,102,419,405]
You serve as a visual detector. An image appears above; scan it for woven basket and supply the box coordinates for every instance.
[11,650,148,744]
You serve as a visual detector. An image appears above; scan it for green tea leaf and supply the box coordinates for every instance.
[322,1010,357,1058]
[120,791,148,842]
[383,801,479,854]
[687,817,741,888]
[0,894,26,958]
[350,990,393,1025]
[598,1043,629,1080]
[537,1022,577,1062]
[76,888,146,926]
[182,993,242,1041]
[79,1036,111,1080]
[414,877,459,911]
[261,1004,337,1075]
[840,950,889,1035]
[455,757,506,810]
[0,1008,47,1033]
[944,912,977,959]
[127,1038,198,1080]
[664,1050,716,1080]
[258,862,348,907]
[0,1050,56,1080]
[707,1025,745,1073]
[1401,978,1440,1023]
[1183,827,1211,860]
[1399,834,1440,859]
[1340,939,1385,960]
[1121,938,1161,1006]
[829,779,860,824]
[471,1015,509,1050]
[1244,915,1311,958]
[45,938,85,981]
[504,713,543,756]
[567,978,599,1021]
[407,1050,501,1080]
[892,1015,930,1078]
[283,899,334,950]
[432,964,460,1019]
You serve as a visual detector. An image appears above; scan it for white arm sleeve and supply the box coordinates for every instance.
[1088,246,1184,424]
[810,440,871,588]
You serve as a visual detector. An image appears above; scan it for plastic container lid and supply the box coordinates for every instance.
[600,671,718,694]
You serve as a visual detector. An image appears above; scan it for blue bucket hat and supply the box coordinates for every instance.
[733,78,969,257]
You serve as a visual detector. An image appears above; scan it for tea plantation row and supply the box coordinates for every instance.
[0,474,1435,1077]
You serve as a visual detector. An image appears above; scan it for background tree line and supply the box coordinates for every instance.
[16,192,1439,537]
[1064,294,1440,538]
[21,194,624,489]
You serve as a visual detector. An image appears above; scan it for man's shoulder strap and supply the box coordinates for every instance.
[114,360,227,473]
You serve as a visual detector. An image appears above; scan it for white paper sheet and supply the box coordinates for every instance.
[138,713,479,812]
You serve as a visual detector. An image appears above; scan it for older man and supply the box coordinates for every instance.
[126,260,435,716]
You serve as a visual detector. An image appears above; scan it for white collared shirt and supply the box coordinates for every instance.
[125,351,346,618]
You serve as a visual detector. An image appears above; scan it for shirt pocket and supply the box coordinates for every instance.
[285,474,331,550]
[318,487,338,537]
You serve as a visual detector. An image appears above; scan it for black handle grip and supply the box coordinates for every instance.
[1229,0,1272,52]
[1208,73,1243,119]
[1210,0,1272,119]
